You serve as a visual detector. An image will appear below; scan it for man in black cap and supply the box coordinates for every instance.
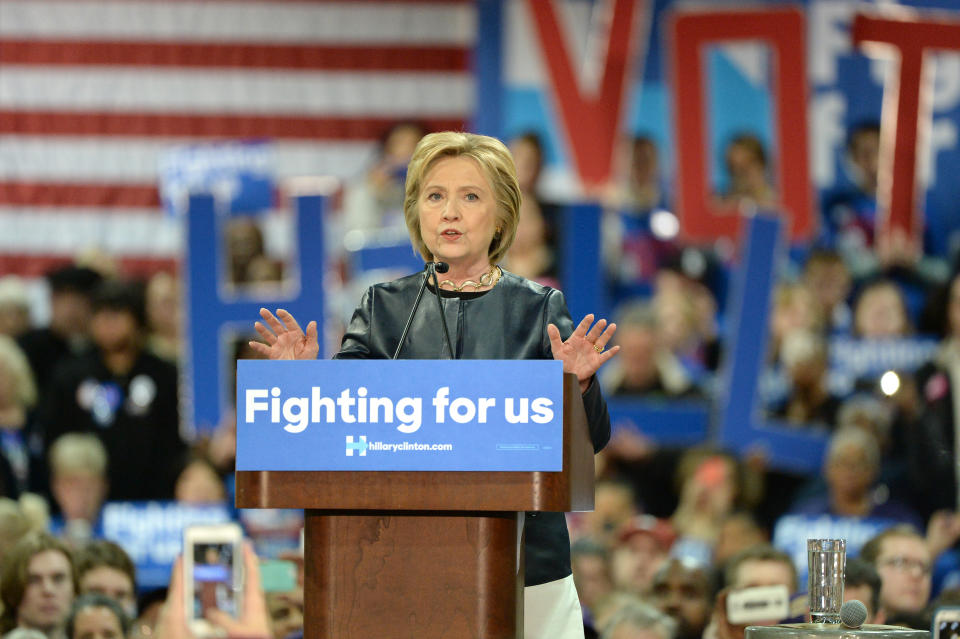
[35,280,186,501]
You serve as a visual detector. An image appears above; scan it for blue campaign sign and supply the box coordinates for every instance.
[158,140,274,216]
[100,501,233,589]
[236,359,564,472]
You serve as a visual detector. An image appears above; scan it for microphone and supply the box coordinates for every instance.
[392,263,433,359]
[840,600,868,629]
[428,262,456,358]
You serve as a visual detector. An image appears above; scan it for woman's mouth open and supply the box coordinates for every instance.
[441,229,462,240]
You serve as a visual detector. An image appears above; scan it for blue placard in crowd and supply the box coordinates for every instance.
[236,359,565,472]
[101,502,233,589]
[159,140,274,216]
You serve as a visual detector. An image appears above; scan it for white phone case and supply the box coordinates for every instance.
[183,523,244,638]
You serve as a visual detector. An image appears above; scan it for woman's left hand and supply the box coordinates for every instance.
[548,314,619,392]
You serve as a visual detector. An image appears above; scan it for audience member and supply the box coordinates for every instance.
[649,558,713,639]
[571,538,613,622]
[610,515,675,597]
[910,270,960,516]
[0,498,31,564]
[602,136,675,297]
[578,480,640,549]
[0,531,77,638]
[265,588,303,639]
[224,216,283,286]
[174,455,227,505]
[712,512,767,567]
[602,302,695,398]
[0,277,32,339]
[145,271,181,363]
[154,544,271,639]
[723,544,796,591]
[771,330,840,428]
[601,600,677,639]
[509,132,547,197]
[823,123,880,252]
[342,121,426,235]
[0,336,39,497]
[63,593,128,639]
[47,434,108,545]
[36,281,185,501]
[502,195,557,284]
[803,250,853,334]
[788,427,922,527]
[860,525,932,619]
[844,557,884,624]
[73,540,137,619]
[17,266,102,393]
[853,280,912,339]
[718,134,776,210]
[671,451,758,565]
[769,284,825,362]
[702,545,797,639]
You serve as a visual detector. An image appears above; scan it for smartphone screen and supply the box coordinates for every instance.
[192,542,239,620]
[935,608,960,639]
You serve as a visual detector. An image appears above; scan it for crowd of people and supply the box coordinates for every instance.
[0,120,957,638]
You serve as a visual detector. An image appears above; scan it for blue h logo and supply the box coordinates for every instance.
[184,192,327,436]
[345,436,368,456]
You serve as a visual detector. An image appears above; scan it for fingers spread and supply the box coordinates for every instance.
[585,318,607,343]
[277,308,304,334]
[254,321,277,344]
[572,314,594,338]
[247,341,272,358]
[259,307,285,334]
[547,323,564,355]
[594,322,617,350]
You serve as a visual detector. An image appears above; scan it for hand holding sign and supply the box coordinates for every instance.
[547,314,619,392]
[250,308,319,360]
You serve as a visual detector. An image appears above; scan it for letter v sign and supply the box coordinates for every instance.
[526,0,646,188]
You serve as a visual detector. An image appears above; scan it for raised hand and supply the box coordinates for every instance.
[248,308,319,360]
[547,314,619,392]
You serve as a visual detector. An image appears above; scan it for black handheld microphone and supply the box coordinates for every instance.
[392,263,433,359]
[434,261,450,274]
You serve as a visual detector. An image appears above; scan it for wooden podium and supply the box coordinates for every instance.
[236,373,595,639]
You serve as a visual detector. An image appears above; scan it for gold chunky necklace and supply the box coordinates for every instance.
[439,265,502,292]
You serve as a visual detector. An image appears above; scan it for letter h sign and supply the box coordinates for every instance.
[183,190,327,436]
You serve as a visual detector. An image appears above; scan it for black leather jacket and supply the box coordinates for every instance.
[335,269,611,586]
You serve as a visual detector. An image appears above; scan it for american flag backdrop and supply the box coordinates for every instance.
[0,0,475,280]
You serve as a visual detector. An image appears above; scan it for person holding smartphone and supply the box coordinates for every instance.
[154,543,271,639]
[251,131,618,639]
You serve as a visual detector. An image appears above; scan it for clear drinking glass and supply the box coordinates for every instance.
[807,538,845,624]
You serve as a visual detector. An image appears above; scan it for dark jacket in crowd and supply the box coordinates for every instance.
[335,269,611,587]
[36,349,186,501]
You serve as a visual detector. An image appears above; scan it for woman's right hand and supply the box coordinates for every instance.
[249,308,319,360]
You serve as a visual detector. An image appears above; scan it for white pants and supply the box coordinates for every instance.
[524,574,584,639]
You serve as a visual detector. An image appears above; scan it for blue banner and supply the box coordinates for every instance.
[158,140,274,216]
[236,359,565,472]
[100,502,233,590]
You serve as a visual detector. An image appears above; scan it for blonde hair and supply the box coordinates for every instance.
[0,336,37,408]
[49,433,108,476]
[403,131,521,264]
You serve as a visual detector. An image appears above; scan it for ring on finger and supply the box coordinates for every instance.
[593,343,604,354]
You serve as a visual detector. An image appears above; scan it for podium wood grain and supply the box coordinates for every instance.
[236,373,593,639]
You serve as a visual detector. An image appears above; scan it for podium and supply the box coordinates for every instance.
[235,372,595,639]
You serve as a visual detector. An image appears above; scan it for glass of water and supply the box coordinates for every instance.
[808,538,846,624]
